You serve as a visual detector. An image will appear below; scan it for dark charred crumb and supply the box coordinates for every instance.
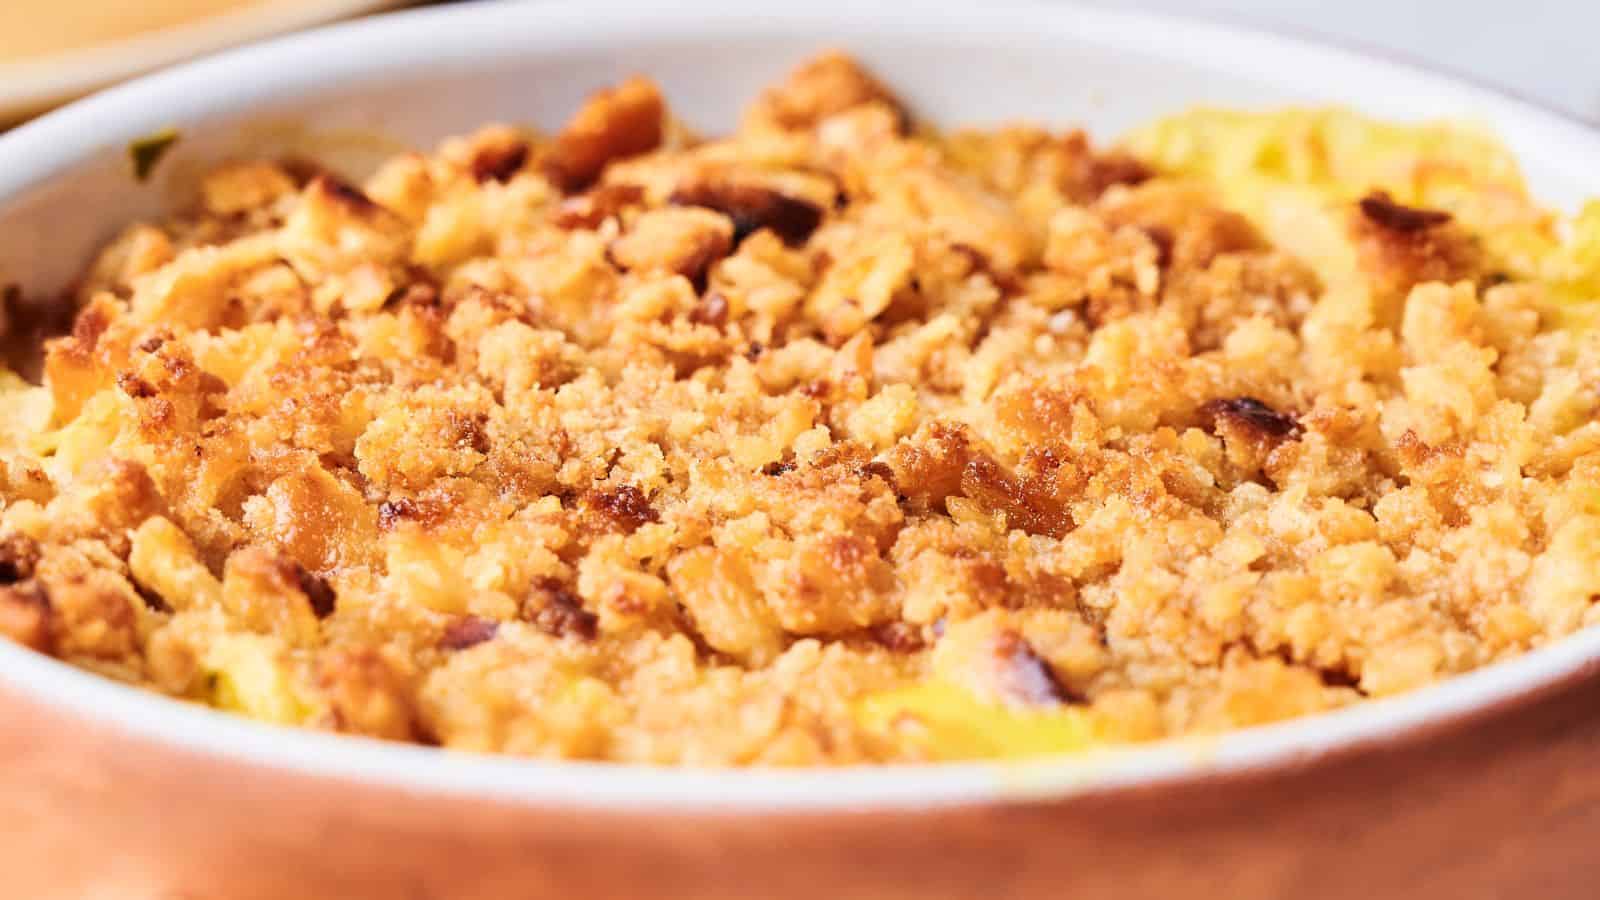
[133,582,171,613]
[376,497,449,531]
[383,266,443,310]
[0,534,40,585]
[585,484,660,533]
[1200,397,1302,441]
[376,499,414,531]
[470,141,530,184]
[1240,637,1369,697]
[1358,191,1452,232]
[948,242,1024,296]
[525,579,598,640]
[744,341,765,361]
[762,460,796,477]
[413,722,443,747]
[1085,152,1154,197]
[1141,225,1175,268]
[1316,661,1365,693]
[161,354,194,379]
[310,174,381,215]
[1482,271,1513,288]
[439,615,499,651]
[669,181,824,247]
[676,231,733,294]
[136,335,166,353]
[71,305,109,350]
[387,281,441,311]
[872,622,925,653]
[550,183,646,230]
[992,630,1072,706]
[447,411,491,454]
[688,292,730,328]
[0,580,53,653]
[665,348,724,381]
[1071,599,1111,646]
[858,460,896,487]
[116,372,158,399]
[279,559,337,618]
[318,451,362,480]
[277,157,333,187]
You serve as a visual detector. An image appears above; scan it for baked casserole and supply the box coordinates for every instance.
[1,52,1597,764]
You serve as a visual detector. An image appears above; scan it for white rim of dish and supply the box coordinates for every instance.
[0,0,399,117]
[2,0,1599,813]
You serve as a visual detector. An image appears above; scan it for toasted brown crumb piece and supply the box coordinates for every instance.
[933,615,1077,709]
[524,580,599,641]
[1357,192,1452,231]
[470,139,531,185]
[583,485,661,534]
[316,647,419,741]
[884,424,1072,539]
[1201,397,1303,476]
[1350,190,1482,321]
[544,76,666,192]
[1201,397,1301,442]
[669,180,824,247]
[377,497,449,532]
[439,616,499,651]
[989,630,1071,707]
[746,50,907,131]
[0,534,41,585]
[550,183,646,230]
[688,292,730,328]
[0,582,52,653]
[609,208,733,285]
[291,564,338,620]
[959,454,1074,540]
[872,622,925,653]
[309,173,383,217]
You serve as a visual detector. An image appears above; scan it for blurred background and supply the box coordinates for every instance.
[1089,0,1599,123]
[2,1,1597,125]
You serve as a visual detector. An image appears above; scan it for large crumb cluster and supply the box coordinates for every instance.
[2,53,1598,764]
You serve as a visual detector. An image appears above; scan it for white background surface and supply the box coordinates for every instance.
[1083,0,1600,122]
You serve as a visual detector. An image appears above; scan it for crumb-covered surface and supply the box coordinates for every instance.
[2,52,1598,764]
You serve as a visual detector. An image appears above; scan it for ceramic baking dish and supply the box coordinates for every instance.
[1,3,1598,898]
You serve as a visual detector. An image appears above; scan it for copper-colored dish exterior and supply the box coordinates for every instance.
[4,5,1600,898]
[5,660,1600,900]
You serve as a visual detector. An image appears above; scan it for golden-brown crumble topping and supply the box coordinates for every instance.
[1,53,1598,764]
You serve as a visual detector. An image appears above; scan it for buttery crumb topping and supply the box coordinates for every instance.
[1,52,1598,764]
